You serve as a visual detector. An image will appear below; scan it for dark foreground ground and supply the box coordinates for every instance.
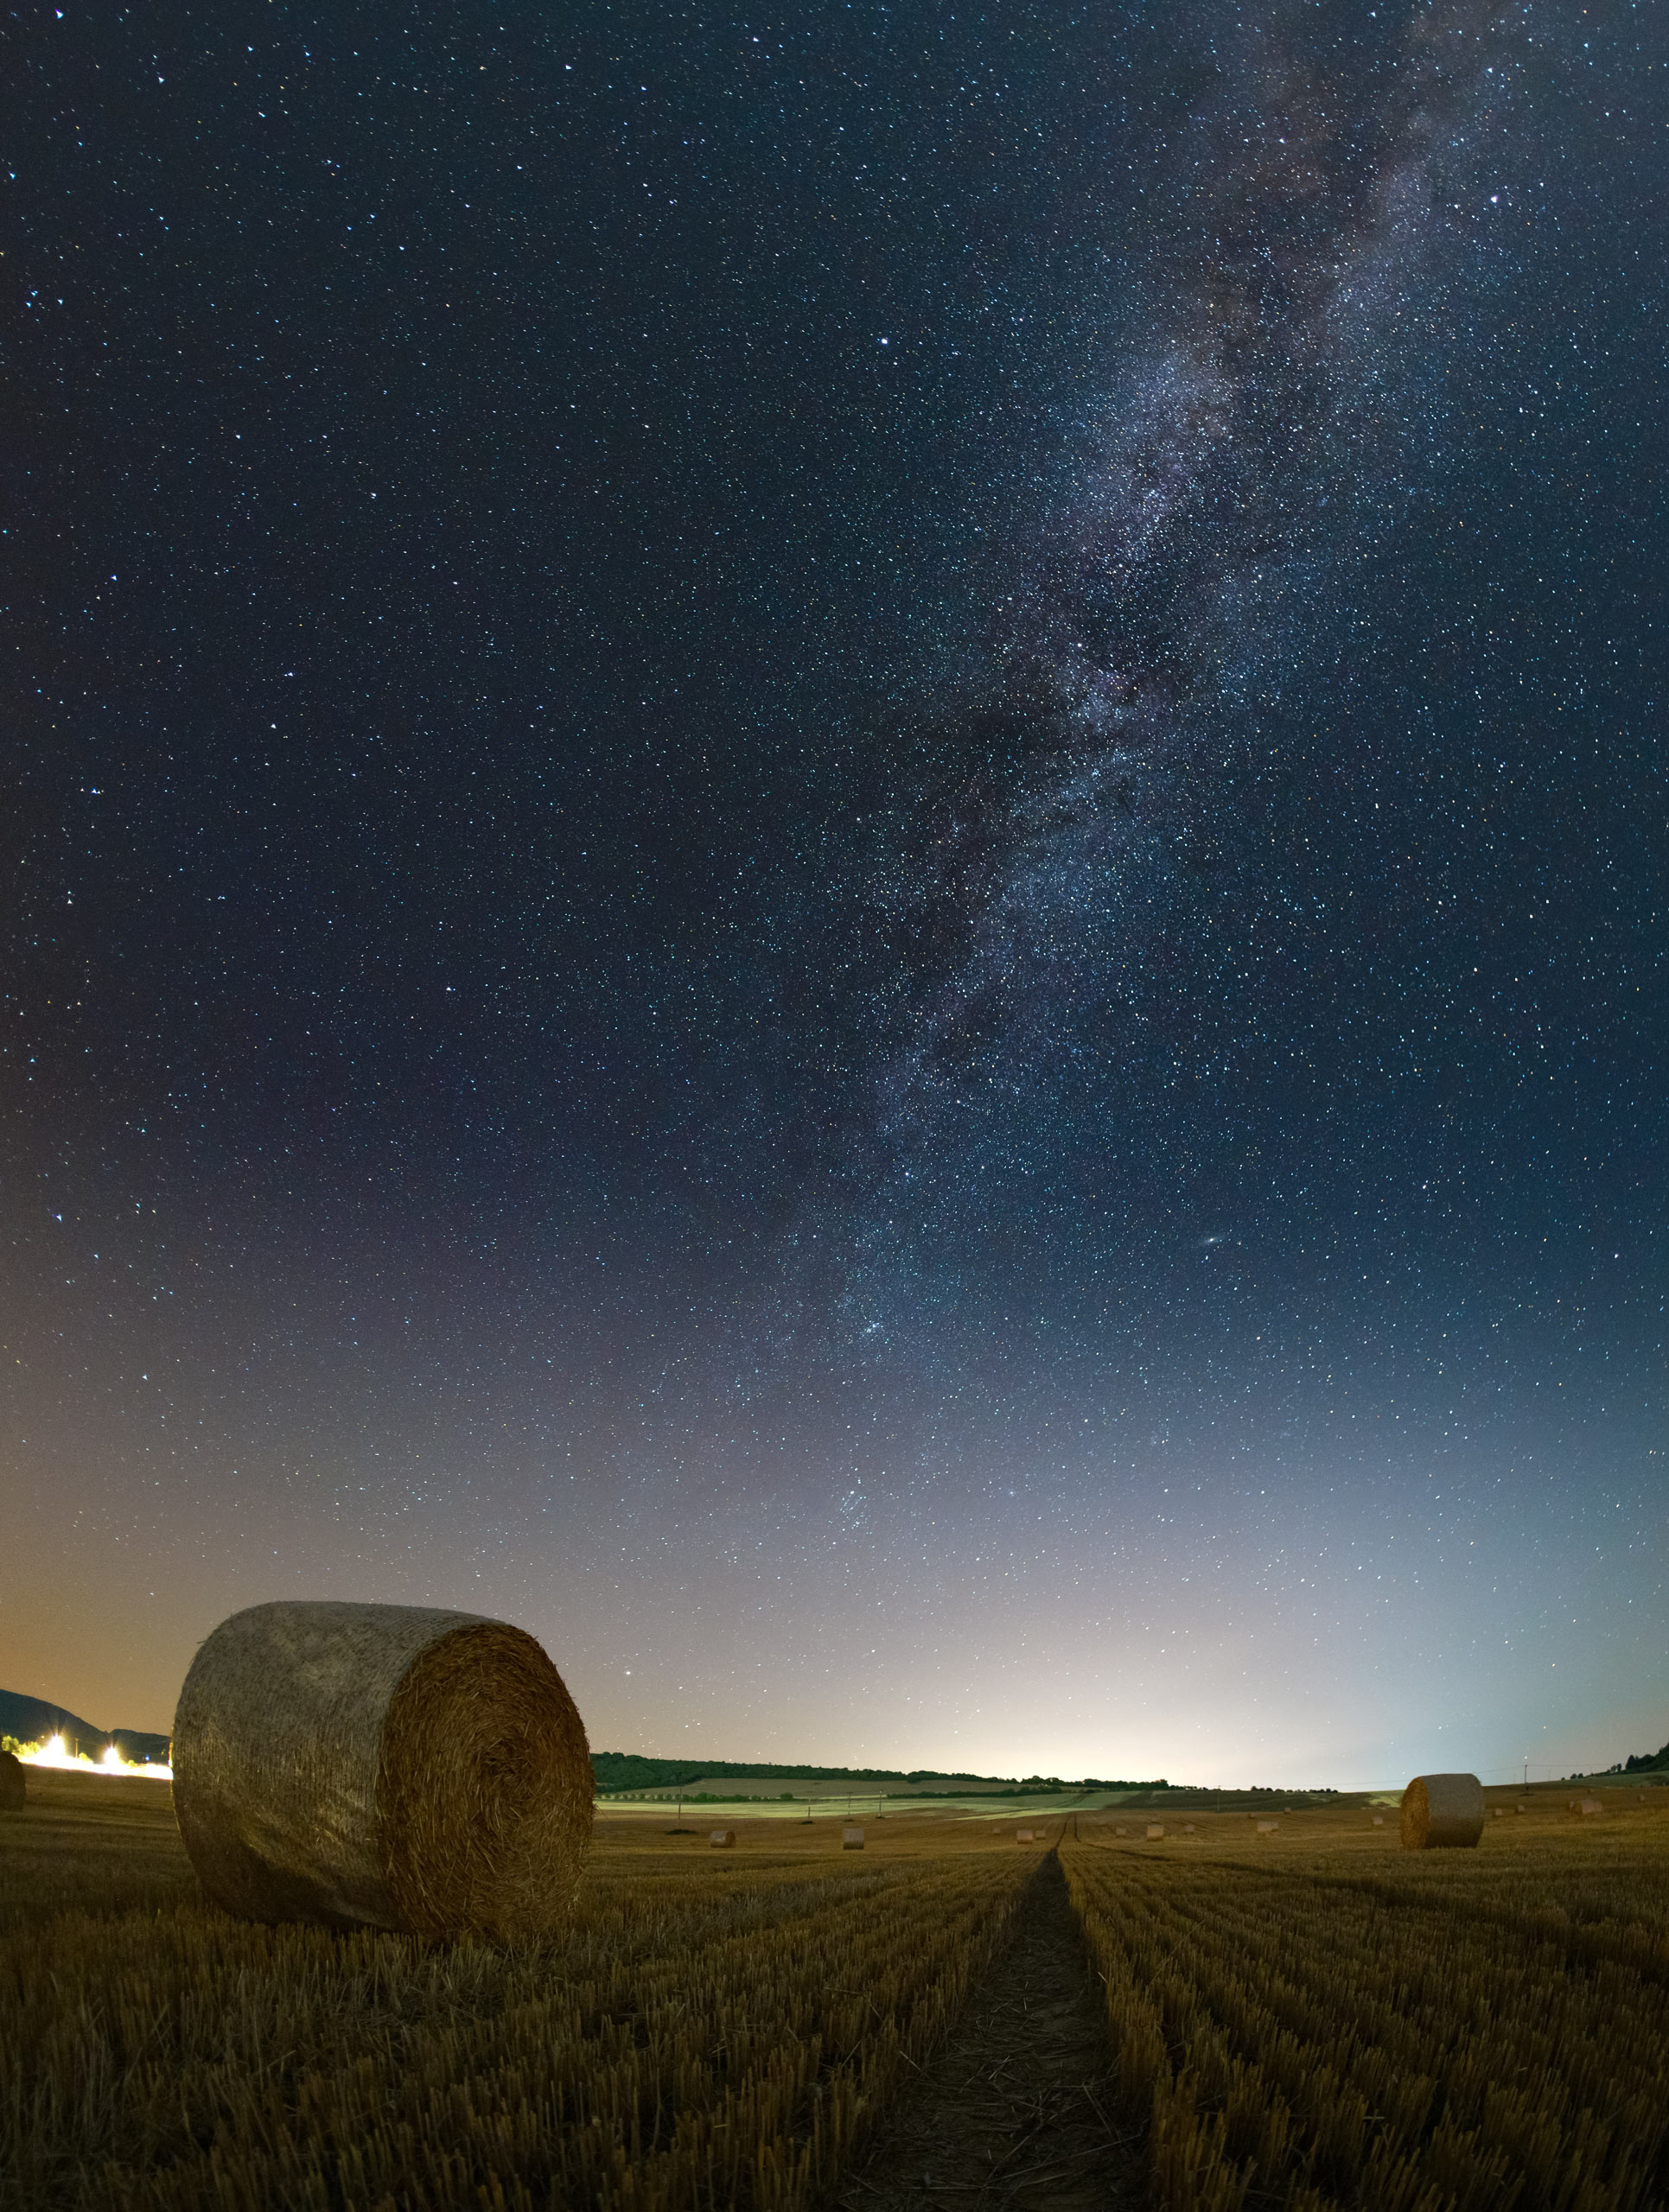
[843,1852,1138,2212]
[7,1770,1669,2209]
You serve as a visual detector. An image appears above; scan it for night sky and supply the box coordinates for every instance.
[5,0,1666,1788]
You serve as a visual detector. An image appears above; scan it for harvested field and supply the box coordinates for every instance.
[839,1850,1138,2212]
[1066,1801,1669,2211]
[5,1774,1669,2209]
[2,1773,1032,2210]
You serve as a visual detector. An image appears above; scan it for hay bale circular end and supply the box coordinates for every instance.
[1400,1772,1484,1850]
[172,1599,591,1938]
[0,1749,25,1812]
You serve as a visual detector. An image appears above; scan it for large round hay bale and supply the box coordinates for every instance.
[172,1600,590,1939]
[1400,1772,1484,1850]
[0,1749,25,1812]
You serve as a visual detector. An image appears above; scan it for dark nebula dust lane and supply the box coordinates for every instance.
[3,0,1666,1786]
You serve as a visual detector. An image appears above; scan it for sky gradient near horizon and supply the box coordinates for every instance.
[4,0,1666,1789]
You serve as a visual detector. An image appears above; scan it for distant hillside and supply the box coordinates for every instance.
[589,1751,1167,1793]
[1623,1738,1669,1774]
[0,1689,170,1765]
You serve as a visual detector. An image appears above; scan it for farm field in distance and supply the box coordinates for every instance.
[4,1770,1669,2209]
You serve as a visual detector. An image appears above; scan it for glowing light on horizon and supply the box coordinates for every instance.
[17,1732,173,1781]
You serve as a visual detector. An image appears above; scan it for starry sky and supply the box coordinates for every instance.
[4,0,1666,1788]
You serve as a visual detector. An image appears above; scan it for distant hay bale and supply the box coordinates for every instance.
[1112,1825,1127,1837]
[709,1828,736,1848]
[841,1824,864,1850]
[1400,1773,1484,1851]
[1016,1827,1034,1842]
[1255,1820,1278,1835]
[0,1749,24,1813]
[171,1599,591,1940]
[1146,1824,1165,1840]
[1371,1815,1385,1827]
[1182,1823,1195,1834]
[1577,1796,1602,1818]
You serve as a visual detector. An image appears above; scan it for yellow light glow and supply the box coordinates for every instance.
[17,1732,172,1780]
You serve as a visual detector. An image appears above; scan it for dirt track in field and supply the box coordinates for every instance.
[839,1849,1143,2211]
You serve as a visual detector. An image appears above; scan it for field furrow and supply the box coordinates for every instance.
[1063,1827,1669,2212]
[2,1829,1032,2212]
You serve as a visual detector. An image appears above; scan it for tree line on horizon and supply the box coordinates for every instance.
[589,1751,1169,1793]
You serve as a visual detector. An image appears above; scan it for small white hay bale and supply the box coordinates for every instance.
[1578,1796,1602,1818]
[171,1599,591,1939]
[842,1824,864,1849]
[1146,1823,1165,1840]
[1371,1814,1385,1828]
[1182,1822,1195,1834]
[1255,1819,1278,1835]
[1400,1773,1484,1851]
[1016,1827,1034,1842]
[0,1749,24,1813]
[709,1828,736,1848]
[1112,1824,1127,1837]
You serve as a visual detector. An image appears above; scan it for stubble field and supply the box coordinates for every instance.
[3,1773,1666,2211]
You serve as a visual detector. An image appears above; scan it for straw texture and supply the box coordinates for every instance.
[171,1599,591,1937]
[1400,1771,1484,1850]
[0,1750,23,1813]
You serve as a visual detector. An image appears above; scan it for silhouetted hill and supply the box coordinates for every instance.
[1623,1738,1669,1774]
[0,1689,169,1764]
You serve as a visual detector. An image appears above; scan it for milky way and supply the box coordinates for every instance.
[773,2,1516,1370]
